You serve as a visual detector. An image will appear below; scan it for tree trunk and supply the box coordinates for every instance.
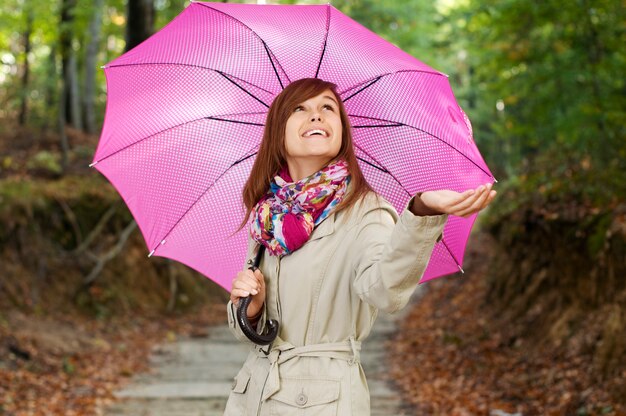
[581,0,610,163]
[68,51,83,131]
[18,9,33,126]
[125,0,155,52]
[60,0,76,127]
[84,0,104,135]
[58,77,69,172]
[42,45,57,133]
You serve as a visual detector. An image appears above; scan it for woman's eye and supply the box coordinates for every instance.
[294,105,304,112]
[323,104,334,111]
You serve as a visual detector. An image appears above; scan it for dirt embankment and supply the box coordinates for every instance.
[0,175,229,415]
[0,126,230,415]
[390,203,626,415]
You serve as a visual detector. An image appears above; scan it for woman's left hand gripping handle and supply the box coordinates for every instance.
[232,246,279,346]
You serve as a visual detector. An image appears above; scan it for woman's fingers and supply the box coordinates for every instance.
[419,183,496,218]
[420,189,473,214]
[234,279,259,296]
[448,189,475,206]
[481,190,497,209]
[448,185,488,213]
[253,269,265,290]
[230,270,261,301]
[458,190,496,217]
[456,184,493,216]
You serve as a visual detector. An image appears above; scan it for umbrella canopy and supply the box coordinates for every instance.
[92,1,494,291]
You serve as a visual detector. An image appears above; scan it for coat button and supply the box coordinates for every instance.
[296,392,308,406]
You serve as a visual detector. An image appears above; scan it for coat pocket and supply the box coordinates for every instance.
[231,367,251,394]
[224,368,252,416]
[269,376,340,416]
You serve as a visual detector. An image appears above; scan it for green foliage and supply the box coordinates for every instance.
[329,0,445,71]
[0,0,126,127]
[442,0,626,183]
[155,0,188,29]
[62,356,76,374]
[0,0,59,123]
[26,150,63,175]
[1,0,623,206]
[0,175,123,242]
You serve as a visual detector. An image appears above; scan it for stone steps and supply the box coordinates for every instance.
[104,296,419,415]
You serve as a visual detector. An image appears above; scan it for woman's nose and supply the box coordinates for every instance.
[310,114,321,122]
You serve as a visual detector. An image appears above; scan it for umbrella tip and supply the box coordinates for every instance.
[148,240,166,257]
[89,161,98,167]
[458,265,465,274]
[493,177,498,183]
[100,65,106,69]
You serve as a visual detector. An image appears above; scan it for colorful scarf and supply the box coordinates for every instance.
[250,159,350,257]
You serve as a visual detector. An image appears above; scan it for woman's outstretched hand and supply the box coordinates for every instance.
[411,182,496,218]
[230,268,266,319]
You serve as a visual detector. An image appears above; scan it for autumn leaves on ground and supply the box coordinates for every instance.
[0,304,225,415]
[389,232,625,416]
[2,232,625,415]
[1,130,625,415]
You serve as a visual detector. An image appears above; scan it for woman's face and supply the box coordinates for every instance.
[284,89,343,167]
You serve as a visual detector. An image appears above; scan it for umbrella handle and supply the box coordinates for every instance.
[236,245,279,346]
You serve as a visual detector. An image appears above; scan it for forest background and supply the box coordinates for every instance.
[0,0,624,414]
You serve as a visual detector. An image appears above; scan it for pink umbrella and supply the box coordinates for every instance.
[92,1,495,292]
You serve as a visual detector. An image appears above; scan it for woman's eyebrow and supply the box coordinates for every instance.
[298,96,339,106]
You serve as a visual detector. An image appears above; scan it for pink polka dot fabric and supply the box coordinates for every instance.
[93,2,494,290]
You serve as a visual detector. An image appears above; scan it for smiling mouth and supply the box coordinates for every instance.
[301,129,330,138]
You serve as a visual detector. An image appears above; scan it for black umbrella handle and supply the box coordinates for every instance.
[236,245,279,346]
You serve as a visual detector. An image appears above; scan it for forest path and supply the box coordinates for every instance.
[104,299,418,416]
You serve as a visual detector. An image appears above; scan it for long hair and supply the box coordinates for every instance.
[239,78,374,229]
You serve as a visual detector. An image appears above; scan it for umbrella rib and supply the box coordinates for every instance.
[339,69,447,103]
[196,2,289,89]
[149,147,261,255]
[314,3,331,79]
[352,144,412,200]
[349,114,404,128]
[440,238,464,274]
[104,62,277,96]
[263,42,286,89]
[207,116,264,127]
[93,111,265,165]
[348,114,494,180]
[342,76,382,102]
[216,71,270,108]
[353,124,403,128]
[232,152,257,166]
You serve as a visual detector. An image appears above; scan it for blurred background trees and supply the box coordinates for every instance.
[0,0,624,412]
[3,0,623,184]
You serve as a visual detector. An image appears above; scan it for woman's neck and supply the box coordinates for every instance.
[286,157,336,182]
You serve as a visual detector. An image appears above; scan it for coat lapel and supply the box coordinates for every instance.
[309,212,336,241]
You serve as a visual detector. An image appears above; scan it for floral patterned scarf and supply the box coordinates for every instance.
[250,159,350,257]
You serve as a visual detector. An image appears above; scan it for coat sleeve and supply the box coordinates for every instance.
[226,238,269,344]
[226,299,268,344]
[351,195,448,314]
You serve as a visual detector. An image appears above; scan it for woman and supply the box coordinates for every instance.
[224,78,495,415]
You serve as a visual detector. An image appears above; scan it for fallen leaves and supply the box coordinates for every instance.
[388,232,625,416]
[0,302,225,415]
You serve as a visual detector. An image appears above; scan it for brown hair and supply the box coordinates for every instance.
[239,78,374,229]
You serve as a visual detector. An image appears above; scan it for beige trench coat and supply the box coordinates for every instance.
[224,191,447,416]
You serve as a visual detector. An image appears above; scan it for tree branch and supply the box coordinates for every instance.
[73,203,118,254]
[81,220,137,288]
[55,196,82,247]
